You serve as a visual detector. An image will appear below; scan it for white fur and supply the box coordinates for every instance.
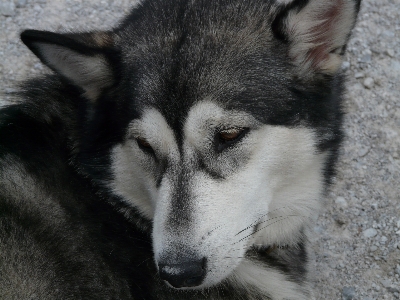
[232,259,313,300]
[110,108,179,219]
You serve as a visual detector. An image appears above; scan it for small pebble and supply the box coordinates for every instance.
[370,245,378,252]
[383,30,395,37]
[0,1,15,16]
[381,279,392,288]
[385,49,395,57]
[33,4,42,12]
[363,77,374,89]
[360,54,372,63]
[342,286,356,300]
[358,147,370,157]
[389,287,400,293]
[355,72,365,79]
[342,61,351,70]
[16,0,28,8]
[363,228,378,238]
[335,196,348,208]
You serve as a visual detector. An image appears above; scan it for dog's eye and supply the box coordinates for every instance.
[136,137,154,153]
[219,129,242,141]
[216,128,249,152]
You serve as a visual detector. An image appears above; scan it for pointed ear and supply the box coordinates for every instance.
[21,30,117,101]
[272,0,361,76]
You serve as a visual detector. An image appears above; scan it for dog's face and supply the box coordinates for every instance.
[110,100,326,288]
[22,0,360,290]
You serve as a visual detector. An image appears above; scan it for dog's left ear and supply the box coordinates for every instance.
[272,0,361,76]
[21,30,117,101]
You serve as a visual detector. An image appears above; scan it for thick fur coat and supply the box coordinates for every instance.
[0,0,360,299]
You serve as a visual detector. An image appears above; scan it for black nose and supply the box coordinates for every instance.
[158,258,206,288]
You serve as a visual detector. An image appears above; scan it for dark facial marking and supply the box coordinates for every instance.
[248,241,308,285]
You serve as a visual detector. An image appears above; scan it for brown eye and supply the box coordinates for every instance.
[219,129,242,141]
[136,137,153,153]
[216,127,249,152]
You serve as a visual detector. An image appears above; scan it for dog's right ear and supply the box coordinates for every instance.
[21,30,117,102]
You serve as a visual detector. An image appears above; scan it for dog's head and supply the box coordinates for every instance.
[22,0,360,290]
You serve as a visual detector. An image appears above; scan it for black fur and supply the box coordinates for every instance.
[0,77,151,299]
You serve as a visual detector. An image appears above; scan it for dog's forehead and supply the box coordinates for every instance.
[135,101,254,137]
[118,0,278,52]
[117,0,294,132]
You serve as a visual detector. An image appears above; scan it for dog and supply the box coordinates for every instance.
[0,0,360,298]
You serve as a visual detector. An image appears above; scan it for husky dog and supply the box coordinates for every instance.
[0,0,360,299]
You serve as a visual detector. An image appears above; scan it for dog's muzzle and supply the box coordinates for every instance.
[158,257,207,288]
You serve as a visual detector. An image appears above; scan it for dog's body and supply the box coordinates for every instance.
[0,0,360,299]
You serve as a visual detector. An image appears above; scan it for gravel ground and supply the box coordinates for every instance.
[1,0,399,299]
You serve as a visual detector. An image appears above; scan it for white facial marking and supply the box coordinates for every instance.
[109,108,178,219]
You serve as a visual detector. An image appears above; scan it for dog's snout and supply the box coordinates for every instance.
[158,257,206,288]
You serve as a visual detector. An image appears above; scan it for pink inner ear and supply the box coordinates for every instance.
[306,0,344,69]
